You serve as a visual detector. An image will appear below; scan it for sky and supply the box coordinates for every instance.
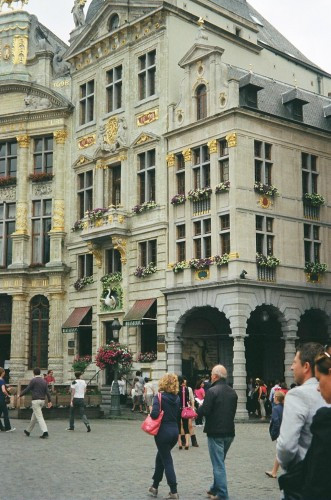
[15,0,331,74]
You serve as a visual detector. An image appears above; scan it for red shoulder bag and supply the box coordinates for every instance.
[141,392,164,435]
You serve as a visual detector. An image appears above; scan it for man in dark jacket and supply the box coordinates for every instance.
[198,365,237,500]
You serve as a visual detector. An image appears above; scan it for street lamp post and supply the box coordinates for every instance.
[109,318,122,417]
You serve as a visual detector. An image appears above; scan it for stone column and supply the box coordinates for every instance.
[282,320,299,386]
[166,320,182,375]
[9,294,28,381]
[48,292,65,382]
[95,160,105,208]
[47,130,67,267]
[9,134,30,269]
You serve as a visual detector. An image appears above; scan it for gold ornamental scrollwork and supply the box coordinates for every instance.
[207,139,217,154]
[105,117,118,145]
[112,237,127,264]
[87,242,102,268]
[13,35,28,65]
[225,133,237,148]
[13,203,28,234]
[166,153,175,167]
[54,130,68,145]
[52,200,65,231]
[182,148,192,163]
[96,160,107,170]
[16,134,30,148]
[136,133,151,145]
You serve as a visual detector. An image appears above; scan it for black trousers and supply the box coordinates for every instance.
[152,423,178,494]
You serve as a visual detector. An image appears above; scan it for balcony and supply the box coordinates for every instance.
[303,201,320,220]
[257,265,276,282]
[80,207,129,243]
[192,198,211,215]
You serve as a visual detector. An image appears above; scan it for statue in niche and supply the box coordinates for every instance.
[72,0,87,28]
[52,47,71,77]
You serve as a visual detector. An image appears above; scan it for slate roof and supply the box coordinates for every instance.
[86,0,105,23]
[229,66,331,133]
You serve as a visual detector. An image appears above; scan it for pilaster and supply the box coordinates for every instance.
[48,292,66,382]
[282,320,299,386]
[9,294,28,381]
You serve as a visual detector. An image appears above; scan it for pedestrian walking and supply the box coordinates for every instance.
[0,367,15,432]
[302,350,331,500]
[132,376,144,413]
[18,367,52,438]
[144,377,156,413]
[148,373,180,499]
[277,342,325,500]
[66,371,91,432]
[198,365,237,500]
[265,390,285,479]
[257,379,267,420]
[194,379,205,427]
[183,376,199,447]
[177,376,190,450]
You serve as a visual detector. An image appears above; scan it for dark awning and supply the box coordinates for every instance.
[123,298,156,327]
[62,307,92,334]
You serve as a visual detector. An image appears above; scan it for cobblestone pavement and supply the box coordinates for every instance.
[2,419,280,500]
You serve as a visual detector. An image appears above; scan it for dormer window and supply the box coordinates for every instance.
[239,74,264,109]
[196,84,207,120]
[109,13,119,32]
[282,88,309,122]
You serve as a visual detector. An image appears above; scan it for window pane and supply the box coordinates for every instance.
[256,234,263,254]
[204,219,211,234]
[177,172,185,194]
[304,241,311,262]
[86,254,93,276]
[304,224,310,239]
[8,158,17,176]
[221,233,230,254]
[266,218,273,232]
[194,239,201,258]
[267,235,273,255]
[7,204,15,219]
[204,236,211,257]
[149,240,157,265]
[139,173,146,204]
[255,161,262,182]
[177,241,186,262]
[194,221,201,236]
[313,226,319,240]
[140,241,147,267]
[221,214,230,230]
[139,54,146,71]
[265,143,272,160]
[220,160,229,182]
[147,149,155,167]
[256,216,263,231]
[86,171,93,187]
[33,201,41,217]
[254,141,262,158]
[177,224,185,239]
[44,200,52,216]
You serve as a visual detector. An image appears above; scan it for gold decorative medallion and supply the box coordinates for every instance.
[182,148,192,163]
[207,139,217,154]
[16,134,30,148]
[226,133,237,147]
[258,197,272,209]
[78,134,96,149]
[166,153,175,167]
[136,108,159,127]
[13,35,28,65]
[105,117,118,144]
[54,129,68,145]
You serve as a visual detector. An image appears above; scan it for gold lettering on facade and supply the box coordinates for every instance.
[52,200,65,231]
[12,35,28,65]
[136,108,159,127]
[207,139,217,154]
[53,80,70,88]
[78,134,96,149]
[166,153,175,167]
[54,130,68,144]
[16,134,30,148]
[182,148,192,163]
[226,133,237,147]
[228,252,239,259]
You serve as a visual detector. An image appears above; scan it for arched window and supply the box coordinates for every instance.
[196,84,207,120]
[109,13,119,32]
[29,295,49,369]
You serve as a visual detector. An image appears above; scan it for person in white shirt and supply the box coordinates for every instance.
[66,371,91,432]
[143,377,155,413]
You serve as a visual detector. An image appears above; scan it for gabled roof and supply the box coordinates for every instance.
[178,44,224,68]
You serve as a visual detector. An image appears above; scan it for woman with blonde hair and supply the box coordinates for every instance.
[148,373,180,499]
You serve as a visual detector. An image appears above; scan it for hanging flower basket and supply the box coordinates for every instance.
[72,355,92,373]
[215,181,230,193]
[137,351,157,363]
[73,276,94,291]
[134,262,157,277]
[256,253,280,268]
[254,182,279,197]
[95,342,133,372]
[132,201,158,214]
[28,172,54,183]
[303,193,325,207]
[171,194,186,205]
[187,187,212,202]
[0,176,17,187]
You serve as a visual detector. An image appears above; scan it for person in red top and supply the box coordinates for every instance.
[257,379,267,420]
[45,370,55,384]
[194,379,205,427]
[278,382,288,395]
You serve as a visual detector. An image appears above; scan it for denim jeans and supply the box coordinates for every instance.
[0,400,11,431]
[69,398,89,429]
[207,436,234,500]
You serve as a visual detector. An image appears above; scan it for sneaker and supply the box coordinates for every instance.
[5,428,16,432]
[66,428,74,431]
[40,432,48,439]
[164,493,179,499]
[24,430,30,437]
[86,425,91,432]
[148,486,158,497]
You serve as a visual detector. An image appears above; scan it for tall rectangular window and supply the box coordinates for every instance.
[78,253,93,278]
[0,140,17,177]
[192,145,210,189]
[33,136,53,174]
[254,140,273,185]
[218,139,229,182]
[193,218,211,258]
[138,149,155,203]
[176,224,186,262]
[302,153,318,194]
[111,164,121,206]
[79,79,95,125]
[176,153,185,194]
[138,49,156,100]
[106,248,122,274]
[304,224,320,263]
[256,215,274,255]
[139,239,157,267]
[32,200,51,265]
[78,170,93,219]
[220,214,230,254]
[0,203,15,267]
[106,65,122,113]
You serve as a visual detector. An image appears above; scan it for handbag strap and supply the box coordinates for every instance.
[182,385,186,406]
[158,392,162,411]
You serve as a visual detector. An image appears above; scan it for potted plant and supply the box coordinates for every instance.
[304,262,327,282]
[95,342,133,371]
[71,219,85,232]
[137,351,157,362]
[56,386,71,407]
[256,253,280,268]
[303,193,325,207]
[73,276,94,291]
[215,181,230,193]
[101,272,122,286]
[86,208,108,223]
[171,194,186,205]
[213,254,230,266]
[172,261,188,273]
[188,257,213,270]
[187,187,212,202]
[134,262,157,277]
[254,182,279,197]
[72,355,92,373]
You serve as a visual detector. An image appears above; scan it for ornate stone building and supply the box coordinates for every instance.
[1,0,331,416]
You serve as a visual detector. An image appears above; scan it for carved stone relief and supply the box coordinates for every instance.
[24,95,52,110]
[33,183,52,196]
[0,186,16,201]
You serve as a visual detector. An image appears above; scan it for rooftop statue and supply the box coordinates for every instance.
[72,0,87,28]
[0,0,28,11]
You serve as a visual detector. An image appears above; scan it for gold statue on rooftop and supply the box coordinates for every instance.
[0,0,28,12]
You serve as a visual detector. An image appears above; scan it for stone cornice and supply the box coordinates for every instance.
[0,80,73,110]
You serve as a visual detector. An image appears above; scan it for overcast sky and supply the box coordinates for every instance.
[22,0,331,74]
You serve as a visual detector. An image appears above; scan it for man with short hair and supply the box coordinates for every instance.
[198,365,237,500]
[276,342,325,499]
[18,367,52,439]
[67,371,91,432]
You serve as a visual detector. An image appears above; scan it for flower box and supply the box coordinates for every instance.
[73,276,94,291]
[134,262,157,277]
[71,219,85,232]
[171,194,186,205]
[256,253,280,268]
[188,257,213,270]
[72,355,92,373]
[303,193,325,207]
[215,181,230,193]
[86,208,108,224]
[0,176,17,187]
[28,173,54,183]
[56,394,71,407]
[187,187,212,202]
[137,351,157,362]
[254,182,279,197]
[88,394,102,406]
[132,201,158,214]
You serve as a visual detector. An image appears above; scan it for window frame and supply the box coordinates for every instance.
[302,153,318,195]
[256,215,274,256]
[219,213,230,255]
[196,84,207,120]
[138,149,156,204]
[106,65,123,113]
[0,139,17,177]
[139,239,157,267]
[106,248,122,274]
[31,199,52,265]
[176,223,186,262]
[79,79,95,126]
[192,145,210,189]
[29,295,49,370]
[138,49,156,101]
[78,253,93,279]
[218,139,229,182]
[33,136,53,175]
[0,202,16,267]
[193,218,211,259]
[176,153,185,194]
[254,140,273,185]
[78,170,93,219]
[304,223,320,263]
